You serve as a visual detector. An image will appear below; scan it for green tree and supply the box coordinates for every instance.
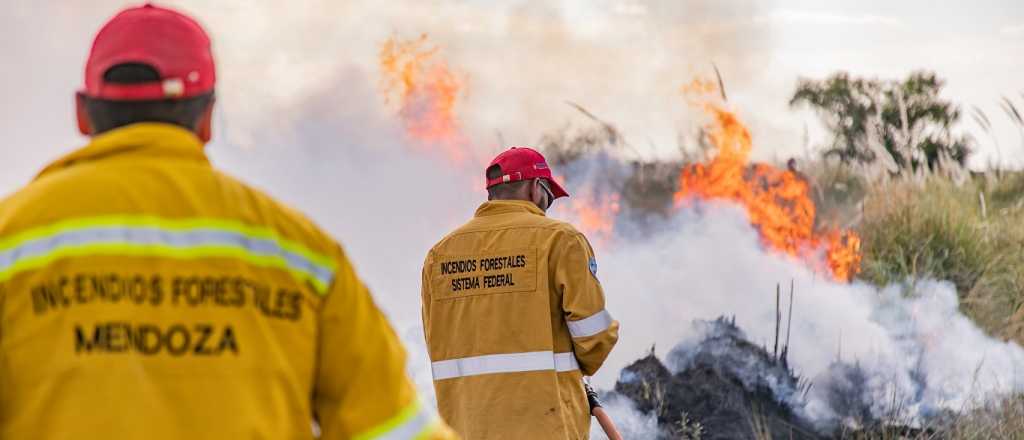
[791,71,972,173]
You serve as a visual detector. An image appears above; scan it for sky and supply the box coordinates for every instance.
[2,1,1022,197]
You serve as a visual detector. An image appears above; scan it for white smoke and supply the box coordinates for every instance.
[589,203,1024,433]
[589,394,660,439]
[802,279,1024,428]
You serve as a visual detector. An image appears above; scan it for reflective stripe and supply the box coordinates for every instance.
[567,309,614,338]
[352,399,441,440]
[0,216,336,294]
[553,352,580,372]
[431,351,579,380]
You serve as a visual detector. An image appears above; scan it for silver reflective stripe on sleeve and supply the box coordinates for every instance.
[567,309,613,338]
[431,351,579,380]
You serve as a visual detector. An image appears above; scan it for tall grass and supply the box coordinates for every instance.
[847,174,1024,341]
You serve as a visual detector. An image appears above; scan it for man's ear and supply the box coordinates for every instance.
[528,179,541,206]
[196,96,216,143]
[75,92,92,135]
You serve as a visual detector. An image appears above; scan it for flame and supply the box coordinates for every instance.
[379,34,468,163]
[572,194,621,241]
[557,183,621,246]
[680,78,720,96]
[378,36,621,236]
[674,83,861,281]
[825,231,861,282]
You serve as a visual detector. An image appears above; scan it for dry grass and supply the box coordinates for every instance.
[804,161,1024,343]
[852,174,1024,342]
[942,394,1024,439]
[803,168,1024,439]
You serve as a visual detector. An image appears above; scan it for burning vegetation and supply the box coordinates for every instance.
[481,71,861,283]
[373,37,1024,439]
[537,80,863,281]
[674,81,861,282]
[606,316,952,439]
[610,317,817,439]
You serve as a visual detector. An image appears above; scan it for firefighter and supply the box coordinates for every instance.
[0,4,455,439]
[421,147,620,438]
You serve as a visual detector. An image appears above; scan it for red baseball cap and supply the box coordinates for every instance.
[82,3,215,101]
[486,147,569,199]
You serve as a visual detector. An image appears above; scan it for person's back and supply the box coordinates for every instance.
[0,5,453,439]
[421,148,619,439]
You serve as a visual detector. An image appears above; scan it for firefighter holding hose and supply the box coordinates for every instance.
[421,147,621,438]
[0,4,454,439]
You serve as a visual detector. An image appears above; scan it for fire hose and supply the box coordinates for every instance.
[585,379,623,440]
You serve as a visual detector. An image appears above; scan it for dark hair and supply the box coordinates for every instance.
[485,164,530,199]
[83,63,213,134]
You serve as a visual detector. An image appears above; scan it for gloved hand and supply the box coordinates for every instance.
[584,382,602,414]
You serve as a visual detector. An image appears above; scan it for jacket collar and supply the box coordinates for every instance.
[37,123,208,180]
[474,200,546,218]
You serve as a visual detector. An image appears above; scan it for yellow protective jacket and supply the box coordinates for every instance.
[0,123,456,440]
[421,200,619,439]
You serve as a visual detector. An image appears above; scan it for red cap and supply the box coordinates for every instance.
[82,4,215,101]
[486,147,569,199]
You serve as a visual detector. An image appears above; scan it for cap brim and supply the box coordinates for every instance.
[547,178,570,199]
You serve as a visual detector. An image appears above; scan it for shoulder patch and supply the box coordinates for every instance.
[589,256,598,278]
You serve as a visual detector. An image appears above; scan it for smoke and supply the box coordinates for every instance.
[6,0,777,403]
[804,279,1024,428]
[666,318,806,411]
[602,317,816,439]
[4,1,1024,437]
[589,394,661,439]
[207,69,483,408]
[198,0,774,162]
[591,203,1024,433]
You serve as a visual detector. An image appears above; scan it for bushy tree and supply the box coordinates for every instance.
[791,71,972,173]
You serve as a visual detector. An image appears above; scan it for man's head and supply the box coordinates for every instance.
[485,147,569,212]
[76,4,216,142]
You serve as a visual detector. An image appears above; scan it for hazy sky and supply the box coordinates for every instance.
[761,0,1023,167]
[2,0,1021,198]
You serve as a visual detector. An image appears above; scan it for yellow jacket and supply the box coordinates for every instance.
[421,200,619,439]
[0,123,456,440]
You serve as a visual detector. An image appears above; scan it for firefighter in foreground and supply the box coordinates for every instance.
[421,147,620,438]
[0,5,454,439]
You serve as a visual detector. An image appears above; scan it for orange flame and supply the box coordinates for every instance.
[379,34,468,163]
[825,231,861,282]
[675,83,861,281]
[572,194,621,242]
[555,181,621,246]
